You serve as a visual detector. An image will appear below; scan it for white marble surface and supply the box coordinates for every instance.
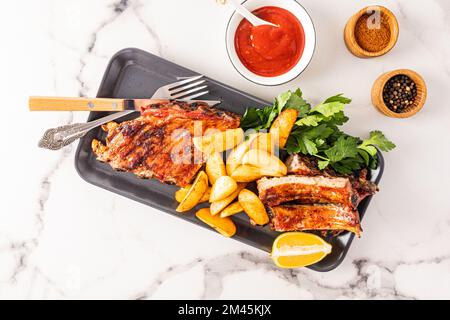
[1,0,449,300]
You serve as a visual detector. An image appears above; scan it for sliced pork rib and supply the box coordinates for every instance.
[257,175,356,208]
[269,204,361,236]
[286,154,378,202]
[259,154,378,236]
[286,153,325,176]
[92,101,240,187]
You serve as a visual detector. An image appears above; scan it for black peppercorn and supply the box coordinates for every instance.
[382,74,418,113]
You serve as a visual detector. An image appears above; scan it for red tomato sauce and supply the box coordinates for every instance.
[234,6,305,77]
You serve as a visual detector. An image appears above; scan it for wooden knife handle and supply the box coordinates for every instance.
[29,97,126,111]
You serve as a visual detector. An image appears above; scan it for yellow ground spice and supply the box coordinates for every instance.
[355,13,391,52]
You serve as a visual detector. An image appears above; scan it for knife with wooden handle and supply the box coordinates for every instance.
[29,97,221,111]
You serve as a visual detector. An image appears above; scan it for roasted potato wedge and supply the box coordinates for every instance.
[206,152,226,185]
[226,133,259,175]
[258,166,286,177]
[193,128,244,154]
[250,133,275,154]
[270,109,298,148]
[238,189,269,225]
[175,186,189,202]
[209,176,238,202]
[195,208,236,237]
[210,183,247,215]
[230,165,263,182]
[219,202,243,218]
[241,149,287,176]
[175,186,210,203]
[176,171,209,212]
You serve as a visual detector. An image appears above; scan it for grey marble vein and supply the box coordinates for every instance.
[10,143,74,284]
[134,251,438,299]
[133,2,163,56]
[78,0,132,96]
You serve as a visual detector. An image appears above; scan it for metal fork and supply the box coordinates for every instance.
[38,75,219,150]
[153,75,210,100]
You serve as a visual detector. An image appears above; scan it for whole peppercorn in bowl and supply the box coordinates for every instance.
[371,69,427,118]
[383,75,417,113]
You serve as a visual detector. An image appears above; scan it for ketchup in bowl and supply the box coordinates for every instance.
[234,6,305,77]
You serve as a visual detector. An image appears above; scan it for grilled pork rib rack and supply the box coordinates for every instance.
[92,101,240,187]
[257,154,378,236]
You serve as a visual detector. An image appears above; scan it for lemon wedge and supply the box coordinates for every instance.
[271,232,332,268]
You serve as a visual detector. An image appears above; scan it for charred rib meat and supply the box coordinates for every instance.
[269,204,361,236]
[257,175,355,208]
[286,154,378,203]
[92,101,240,187]
[259,154,378,236]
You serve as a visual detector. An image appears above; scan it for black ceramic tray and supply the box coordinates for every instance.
[75,48,384,272]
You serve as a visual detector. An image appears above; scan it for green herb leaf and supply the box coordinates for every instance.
[357,149,370,166]
[359,130,396,152]
[331,158,363,174]
[240,107,261,129]
[285,88,311,116]
[325,111,349,126]
[296,114,323,126]
[240,105,277,131]
[304,124,335,141]
[324,94,352,104]
[358,145,378,157]
[311,101,346,117]
[369,156,378,170]
[324,135,359,162]
[318,160,330,170]
[275,91,291,113]
[302,136,319,155]
[262,106,278,129]
[285,136,301,154]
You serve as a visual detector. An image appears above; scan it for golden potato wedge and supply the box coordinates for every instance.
[242,149,287,176]
[258,166,286,177]
[195,208,236,237]
[230,165,263,182]
[201,187,212,202]
[210,183,247,215]
[175,186,189,202]
[193,128,244,154]
[209,176,238,202]
[225,135,256,176]
[250,133,275,154]
[238,189,269,225]
[205,152,226,185]
[176,171,209,212]
[175,186,210,203]
[270,109,298,148]
[220,202,243,218]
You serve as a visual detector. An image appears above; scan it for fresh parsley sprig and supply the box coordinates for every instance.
[240,89,310,131]
[240,89,396,175]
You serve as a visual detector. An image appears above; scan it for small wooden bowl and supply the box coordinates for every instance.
[371,69,427,118]
[344,6,399,58]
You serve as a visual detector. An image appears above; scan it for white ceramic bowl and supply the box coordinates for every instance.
[225,0,316,86]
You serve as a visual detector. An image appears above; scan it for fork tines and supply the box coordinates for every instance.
[168,75,209,100]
